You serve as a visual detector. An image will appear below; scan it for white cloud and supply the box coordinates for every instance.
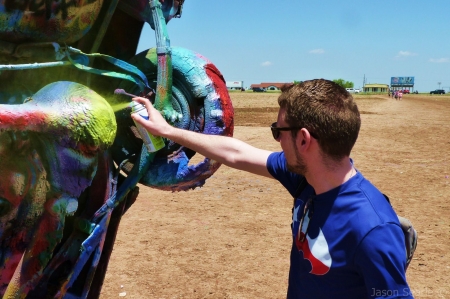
[429,58,449,63]
[395,51,418,58]
[261,61,272,67]
[309,48,325,54]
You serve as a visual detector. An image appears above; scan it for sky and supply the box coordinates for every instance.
[136,0,450,92]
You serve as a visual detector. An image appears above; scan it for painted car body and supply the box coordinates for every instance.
[0,1,234,297]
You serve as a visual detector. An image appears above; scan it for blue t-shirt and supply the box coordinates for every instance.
[267,152,413,299]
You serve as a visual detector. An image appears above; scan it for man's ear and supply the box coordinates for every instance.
[298,128,315,149]
[296,128,309,150]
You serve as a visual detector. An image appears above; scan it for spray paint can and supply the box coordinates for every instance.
[129,101,165,152]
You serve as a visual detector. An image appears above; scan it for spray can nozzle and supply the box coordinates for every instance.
[114,89,164,153]
[114,89,139,98]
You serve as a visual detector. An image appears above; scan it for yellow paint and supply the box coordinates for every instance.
[110,102,130,112]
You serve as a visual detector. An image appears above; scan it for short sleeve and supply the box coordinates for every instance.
[266,151,303,197]
[354,223,413,298]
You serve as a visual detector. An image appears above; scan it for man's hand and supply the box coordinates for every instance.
[130,97,173,138]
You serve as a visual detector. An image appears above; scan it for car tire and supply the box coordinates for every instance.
[112,47,234,191]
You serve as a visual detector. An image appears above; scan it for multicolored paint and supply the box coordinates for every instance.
[118,0,183,28]
[0,1,104,44]
[0,81,116,297]
[0,0,233,297]
[133,47,234,191]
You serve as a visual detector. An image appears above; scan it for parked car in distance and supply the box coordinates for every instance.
[252,87,266,92]
[430,89,445,94]
[346,88,360,93]
[402,89,410,94]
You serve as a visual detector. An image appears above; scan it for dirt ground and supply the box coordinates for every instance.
[100,92,450,299]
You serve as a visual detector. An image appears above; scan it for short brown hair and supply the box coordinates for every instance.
[277,79,361,160]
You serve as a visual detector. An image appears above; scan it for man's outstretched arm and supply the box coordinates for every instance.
[131,97,274,178]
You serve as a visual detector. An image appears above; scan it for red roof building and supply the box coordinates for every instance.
[249,82,294,91]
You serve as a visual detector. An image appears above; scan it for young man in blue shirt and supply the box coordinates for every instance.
[132,79,413,298]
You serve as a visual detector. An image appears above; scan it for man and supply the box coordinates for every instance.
[132,79,413,298]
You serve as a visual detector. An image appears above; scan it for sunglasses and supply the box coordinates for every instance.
[270,122,318,140]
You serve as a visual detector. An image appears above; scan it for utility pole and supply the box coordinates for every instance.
[363,74,366,92]
[438,82,441,89]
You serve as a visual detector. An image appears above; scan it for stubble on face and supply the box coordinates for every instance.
[277,108,308,175]
[286,139,308,175]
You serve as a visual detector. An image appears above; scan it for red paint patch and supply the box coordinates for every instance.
[0,109,48,131]
[205,64,234,137]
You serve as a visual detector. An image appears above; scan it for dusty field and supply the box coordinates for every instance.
[100,92,450,299]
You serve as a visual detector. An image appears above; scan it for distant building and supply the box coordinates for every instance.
[363,84,389,93]
[250,82,293,91]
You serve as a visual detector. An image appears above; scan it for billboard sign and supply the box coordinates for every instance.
[391,77,414,87]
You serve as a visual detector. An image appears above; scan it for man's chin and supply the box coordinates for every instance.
[287,163,307,175]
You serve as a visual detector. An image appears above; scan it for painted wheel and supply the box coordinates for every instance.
[111,47,234,191]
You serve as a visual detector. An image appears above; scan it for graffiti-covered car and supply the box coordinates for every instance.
[0,1,233,298]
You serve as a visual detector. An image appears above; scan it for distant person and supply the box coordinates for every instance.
[398,90,403,101]
[132,79,414,298]
[394,90,399,100]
